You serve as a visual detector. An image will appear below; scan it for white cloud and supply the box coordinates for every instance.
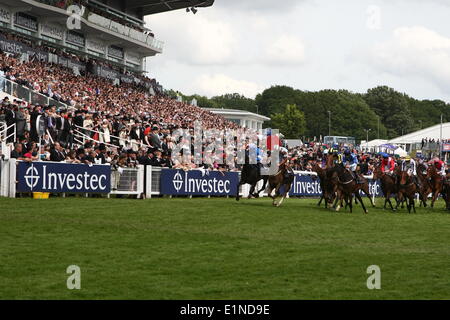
[265,35,306,65]
[370,26,450,93]
[215,0,304,12]
[188,74,265,98]
[146,11,237,65]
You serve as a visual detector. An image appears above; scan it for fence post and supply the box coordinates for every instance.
[8,159,16,198]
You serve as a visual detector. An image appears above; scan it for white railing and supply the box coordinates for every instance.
[1,123,16,144]
[73,125,153,150]
[110,165,145,198]
[0,76,69,110]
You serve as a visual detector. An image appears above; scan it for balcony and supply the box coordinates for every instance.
[4,0,164,55]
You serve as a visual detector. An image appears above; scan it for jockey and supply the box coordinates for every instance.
[402,156,420,188]
[343,149,362,183]
[247,143,262,169]
[401,156,417,176]
[381,153,395,175]
[432,157,446,177]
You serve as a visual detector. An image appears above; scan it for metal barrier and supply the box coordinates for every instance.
[0,76,69,111]
[0,159,386,204]
[110,165,145,198]
[0,159,16,198]
[0,160,143,198]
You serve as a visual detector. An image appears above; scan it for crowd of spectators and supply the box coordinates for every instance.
[0,48,240,170]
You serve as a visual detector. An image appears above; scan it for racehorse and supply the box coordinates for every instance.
[311,161,332,208]
[235,164,268,201]
[396,170,417,213]
[267,160,295,207]
[427,164,444,208]
[417,163,432,207]
[443,176,450,210]
[373,164,400,211]
[327,153,374,211]
[329,163,370,214]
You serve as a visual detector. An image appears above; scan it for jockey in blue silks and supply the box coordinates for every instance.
[343,149,362,183]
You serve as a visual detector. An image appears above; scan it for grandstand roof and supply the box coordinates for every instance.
[203,108,271,122]
[388,122,450,144]
[126,0,215,15]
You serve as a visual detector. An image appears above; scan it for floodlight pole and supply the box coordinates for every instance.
[327,111,331,136]
[364,129,371,152]
[440,114,443,158]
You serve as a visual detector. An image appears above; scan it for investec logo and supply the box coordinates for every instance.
[24,164,108,192]
[172,171,231,194]
[291,175,322,195]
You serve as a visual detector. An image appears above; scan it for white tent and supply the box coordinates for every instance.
[394,147,408,157]
[389,122,450,144]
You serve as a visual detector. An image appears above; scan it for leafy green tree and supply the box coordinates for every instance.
[364,86,414,138]
[270,104,306,139]
[255,86,298,116]
[210,93,258,113]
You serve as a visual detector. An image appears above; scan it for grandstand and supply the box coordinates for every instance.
[0,0,243,163]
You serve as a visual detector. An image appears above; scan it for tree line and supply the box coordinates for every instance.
[165,86,450,141]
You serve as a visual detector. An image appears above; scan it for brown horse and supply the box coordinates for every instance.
[427,164,444,208]
[396,170,417,213]
[267,160,295,207]
[373,165,400,211]
[311,161,333,208]
[417,163,432,207]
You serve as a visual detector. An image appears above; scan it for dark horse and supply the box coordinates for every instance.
[443,176,450,211]
[235,164,268,201]
[311,161,332,208]
[329,163,371,214]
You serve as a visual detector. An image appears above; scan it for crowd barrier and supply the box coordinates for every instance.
[0,159,144,198]
[0,160,382,202]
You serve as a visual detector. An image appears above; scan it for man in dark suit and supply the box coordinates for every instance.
[4,103,16,143]
[56,110,67,143]
[50,142,66,162]
[30,105,43,143]
[59,113,74,148]
[149,126,162,150]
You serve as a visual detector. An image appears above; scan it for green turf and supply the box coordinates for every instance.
[0,196,449,300]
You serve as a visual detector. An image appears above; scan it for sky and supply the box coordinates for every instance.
[144,0,450,102]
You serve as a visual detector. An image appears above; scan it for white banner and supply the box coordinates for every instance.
[125,51,141,65]
[0,5,11,24]
[41,23,64,40]
[86,38,106,54]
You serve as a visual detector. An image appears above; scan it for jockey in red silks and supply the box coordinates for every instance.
[432,157,446,177]
[381,153,395,174]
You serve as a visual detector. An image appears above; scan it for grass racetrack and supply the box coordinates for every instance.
[0,197,449,300]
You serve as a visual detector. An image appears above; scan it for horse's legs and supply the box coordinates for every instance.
[276,184,292,207]
[248,183,257,199]
[355,193,368,214]
[255,178,268,198]
[335,191,343,212]
[363,186,375,207]
[348,194,353,213]
[395,193,403,211]
[431,191,439,208]
[317,195,324,207]
[411,196,416,213]
[236,181,243,201]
